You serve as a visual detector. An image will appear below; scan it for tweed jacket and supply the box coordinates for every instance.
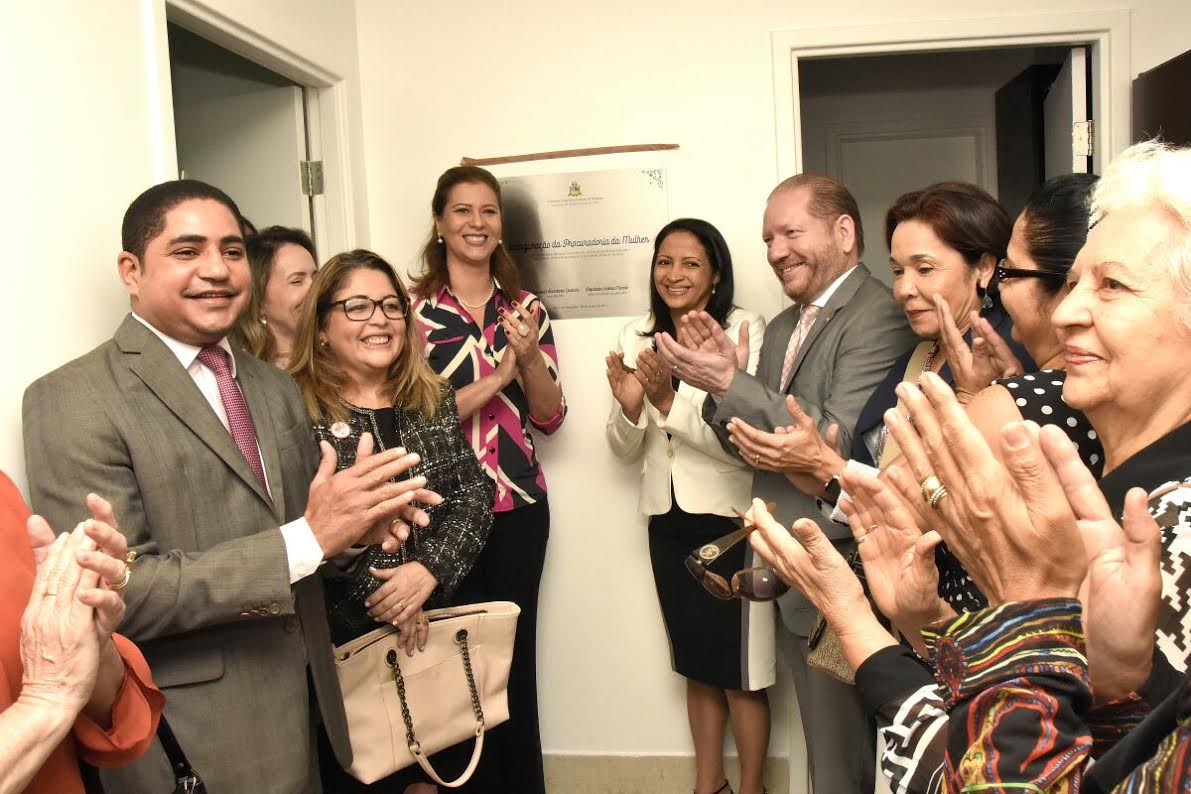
[314,386,494,642]
[23,314,347,794]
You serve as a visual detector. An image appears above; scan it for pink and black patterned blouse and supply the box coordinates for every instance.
[413,284,566,513]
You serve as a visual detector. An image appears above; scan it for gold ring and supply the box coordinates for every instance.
[754,453,761,465]
[517,324,530,337]
[396,602,405,613]
[920,475,945,505]
[927,485,950,510]
[869,523,879,532]
[43,590,57,598]
[109,566,131,592]
[856,534,868,545]
[124,551,138,566]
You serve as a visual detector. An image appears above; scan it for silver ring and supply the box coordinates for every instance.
[109,566,131,592]
[754,454,761,465]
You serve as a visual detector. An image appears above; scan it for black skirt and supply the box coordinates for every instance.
[649,502,766,691]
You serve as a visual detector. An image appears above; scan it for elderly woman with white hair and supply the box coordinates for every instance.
[746,139,1191,792]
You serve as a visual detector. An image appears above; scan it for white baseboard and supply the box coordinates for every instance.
[543,754,790,794]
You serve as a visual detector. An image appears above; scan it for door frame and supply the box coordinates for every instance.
[145,0,359,254]
[771,10,1131,181]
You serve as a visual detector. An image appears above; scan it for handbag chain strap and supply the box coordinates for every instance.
[387,627,486,756]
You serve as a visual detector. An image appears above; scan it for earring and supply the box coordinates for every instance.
[711,285,717,296]
[319,338,328,348]
[981,291,993,311]
[259,316,268,326]
[498,238,503,245]
[437,235,444,244]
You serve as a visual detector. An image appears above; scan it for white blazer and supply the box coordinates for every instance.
[606,307,766,518]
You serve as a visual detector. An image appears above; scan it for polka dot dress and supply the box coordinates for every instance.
[995,370,1104,477]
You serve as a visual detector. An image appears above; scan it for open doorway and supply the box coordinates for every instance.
[799,45,1092,284]
[167,23,316,240]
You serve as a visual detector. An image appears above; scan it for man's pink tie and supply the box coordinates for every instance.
[197,345,269,495]
[779,305,821,392]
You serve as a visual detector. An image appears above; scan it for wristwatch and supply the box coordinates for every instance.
[822,474,842,505]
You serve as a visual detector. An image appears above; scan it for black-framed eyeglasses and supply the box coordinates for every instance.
[684,503,789,602]
[328,295,406,321]
[994,260,1068,285]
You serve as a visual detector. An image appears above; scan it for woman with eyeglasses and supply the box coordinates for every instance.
[289,249,494,794]
[937,175,1103,477]
[606,218,771,794]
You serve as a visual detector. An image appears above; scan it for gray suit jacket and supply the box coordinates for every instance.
[706,264,915,635]
[23,315,349,793]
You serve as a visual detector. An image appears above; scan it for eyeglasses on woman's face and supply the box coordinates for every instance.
[685,503,790,602]
[328,295,406,322]
[994,259,1068,286]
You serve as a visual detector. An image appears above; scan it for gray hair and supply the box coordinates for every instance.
[1090,139,1191,330]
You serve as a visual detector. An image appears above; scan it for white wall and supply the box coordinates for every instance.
[0,0,368,491]
[4,0,1189,774]
[353,0,1191,766]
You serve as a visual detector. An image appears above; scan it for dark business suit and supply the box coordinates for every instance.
[23,315,349,793]
[705,264,916,793]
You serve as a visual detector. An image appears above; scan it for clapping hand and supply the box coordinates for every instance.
[19,524,107,715]
[838,471,952,643]
[307,434,443,557]
[655,311,744,397]
[935,295,1024,404]
[632,348,675,414]
[726,396,845,490]
[605,351,645,421]
[882,373,1086,603]
[879,371,1164,699]
[498,300,542,372]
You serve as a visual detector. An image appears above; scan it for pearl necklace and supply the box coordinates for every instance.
[456,279,495,309]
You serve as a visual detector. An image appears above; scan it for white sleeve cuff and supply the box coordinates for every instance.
[280,518,324,583]
[823,460,881,525]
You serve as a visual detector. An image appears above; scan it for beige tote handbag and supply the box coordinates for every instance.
[333,601,520,786]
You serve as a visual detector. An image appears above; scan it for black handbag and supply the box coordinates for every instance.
[79,714,205,794]
[158,715,206,793]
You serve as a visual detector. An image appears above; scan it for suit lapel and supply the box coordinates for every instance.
[238,359,285,520]
[117,317,274,510]
[785,265,870,389]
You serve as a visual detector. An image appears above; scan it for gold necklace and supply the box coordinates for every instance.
[456,279,495,309]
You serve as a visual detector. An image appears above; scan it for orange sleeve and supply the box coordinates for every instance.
[72,633,164,767]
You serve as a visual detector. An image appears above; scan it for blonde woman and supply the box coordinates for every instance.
[290,249,493,793]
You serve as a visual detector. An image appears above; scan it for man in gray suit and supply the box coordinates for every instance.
[23,180,434,792]
[658,174,915,792]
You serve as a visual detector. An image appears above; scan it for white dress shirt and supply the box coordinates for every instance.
[131,313,323,583]
[810,265,857,309]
